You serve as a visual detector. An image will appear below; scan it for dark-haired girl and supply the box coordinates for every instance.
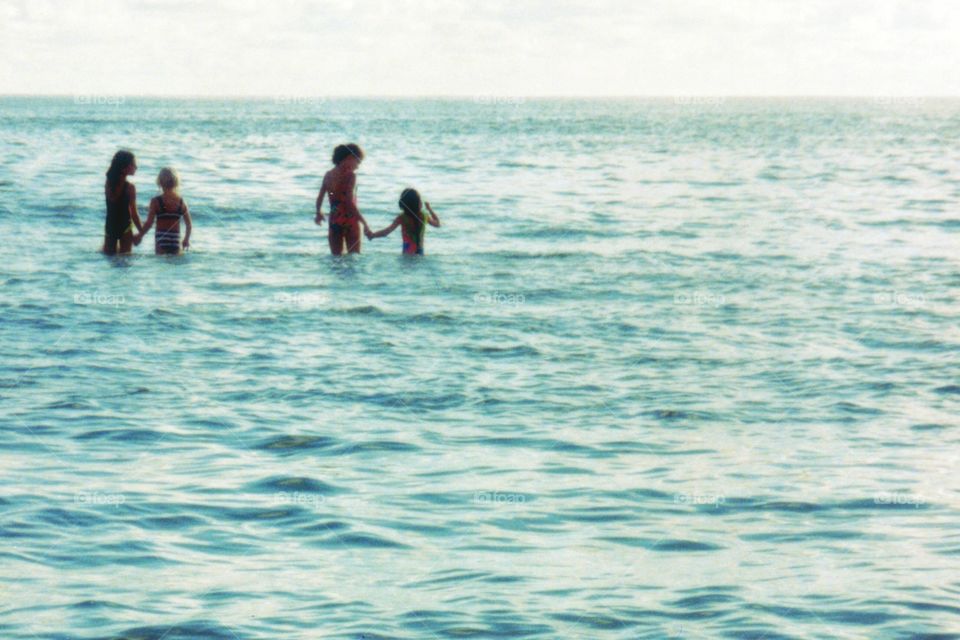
[366,188,440,255]
[315,143,370,255]
[103,150,143,255]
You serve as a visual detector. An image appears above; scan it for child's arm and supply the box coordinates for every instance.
[368,215,402,239]
[356,210,370,232]
[135,198,157,245]
[182,201,192,249]
[315,175,327,225]
[425,201,441,227]
[128,184,143,233]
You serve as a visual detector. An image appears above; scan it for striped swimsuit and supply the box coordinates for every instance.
[153,196,184,254]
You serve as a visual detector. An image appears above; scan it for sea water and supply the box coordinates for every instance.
[0,97,959,639]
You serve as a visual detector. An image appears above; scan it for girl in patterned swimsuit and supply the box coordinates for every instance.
[136,167,193,255]
[315,143,371,255]
[366,188,440,255]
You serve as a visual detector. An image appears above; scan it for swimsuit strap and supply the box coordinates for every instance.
[156,195,183,219]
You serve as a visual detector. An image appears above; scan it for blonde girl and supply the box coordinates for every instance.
[136,167,192,255]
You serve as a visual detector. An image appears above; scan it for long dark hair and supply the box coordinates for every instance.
[399,187,423,234]
[106,150,135,195]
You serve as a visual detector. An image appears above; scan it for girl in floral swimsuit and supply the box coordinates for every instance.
[366,188,441,255]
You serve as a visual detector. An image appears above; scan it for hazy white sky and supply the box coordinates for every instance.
[2,0,959,96]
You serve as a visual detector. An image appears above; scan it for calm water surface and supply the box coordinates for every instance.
[0,97,959,639]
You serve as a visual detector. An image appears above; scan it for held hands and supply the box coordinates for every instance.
[364,226,374,240]
[133,233,143,246]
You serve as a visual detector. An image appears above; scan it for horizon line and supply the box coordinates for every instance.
[2,93,959,100]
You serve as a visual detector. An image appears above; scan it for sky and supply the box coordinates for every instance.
[1,0,959,97]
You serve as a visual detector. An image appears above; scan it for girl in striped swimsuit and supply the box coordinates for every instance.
[136,167,193,255]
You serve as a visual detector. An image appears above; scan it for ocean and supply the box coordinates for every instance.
[0,96,958,639]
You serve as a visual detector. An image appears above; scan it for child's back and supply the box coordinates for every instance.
[400,211,428,255]
[134,167,193,255]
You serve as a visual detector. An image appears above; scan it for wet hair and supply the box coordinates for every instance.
[399,188,422,216]
[106,150,135,192]
[399,187,423,234]
[332,143,364,166]
[156,167,180,192]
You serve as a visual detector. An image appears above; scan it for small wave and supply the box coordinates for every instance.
[110,622,240,640]
[550,611,639,630]
[407,492,465,506]
[310,532,409,549]
[407,570,493,587]
[365,391,466,410]
[245,475,344,494]
[254,434,339,454]
[668,592,741,608]
[503,226,620,240]
[218,506,305,522]
[479,250,582,261]
[879,175,914,184]
[747,602,899,625]
[480,436,595,454]
[740,529,866,543]
[934,384,960,395]
[339,304,389,317]
[911,423,950,431]
[45,398,98,410]
[69,599,142,612]
[335,440,420,455]
[600,536,723,551]
[461,344,541,358]
[648,408,718,421]
[542,464,596,475]
[35,508,108,528]
[73,428,167,443]
[139,514,207,530]
[834,401,884,415]
[298,520,350,534]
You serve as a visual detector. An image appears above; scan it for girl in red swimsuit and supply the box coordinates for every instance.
[315,144,371,255]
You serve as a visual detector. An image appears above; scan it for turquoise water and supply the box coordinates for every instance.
[1,97,959,639]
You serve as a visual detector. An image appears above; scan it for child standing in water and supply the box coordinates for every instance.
[366,188,440,255]
[135,168,192,255]
[103,150,143,255]
[316,143,371,255]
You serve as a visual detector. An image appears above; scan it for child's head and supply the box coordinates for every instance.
[332,143,364,170]
[106,150,137,185]
[398,188,422,217]
[156,167,180,193]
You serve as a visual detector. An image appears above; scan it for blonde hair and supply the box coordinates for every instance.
[156,167,180,192]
